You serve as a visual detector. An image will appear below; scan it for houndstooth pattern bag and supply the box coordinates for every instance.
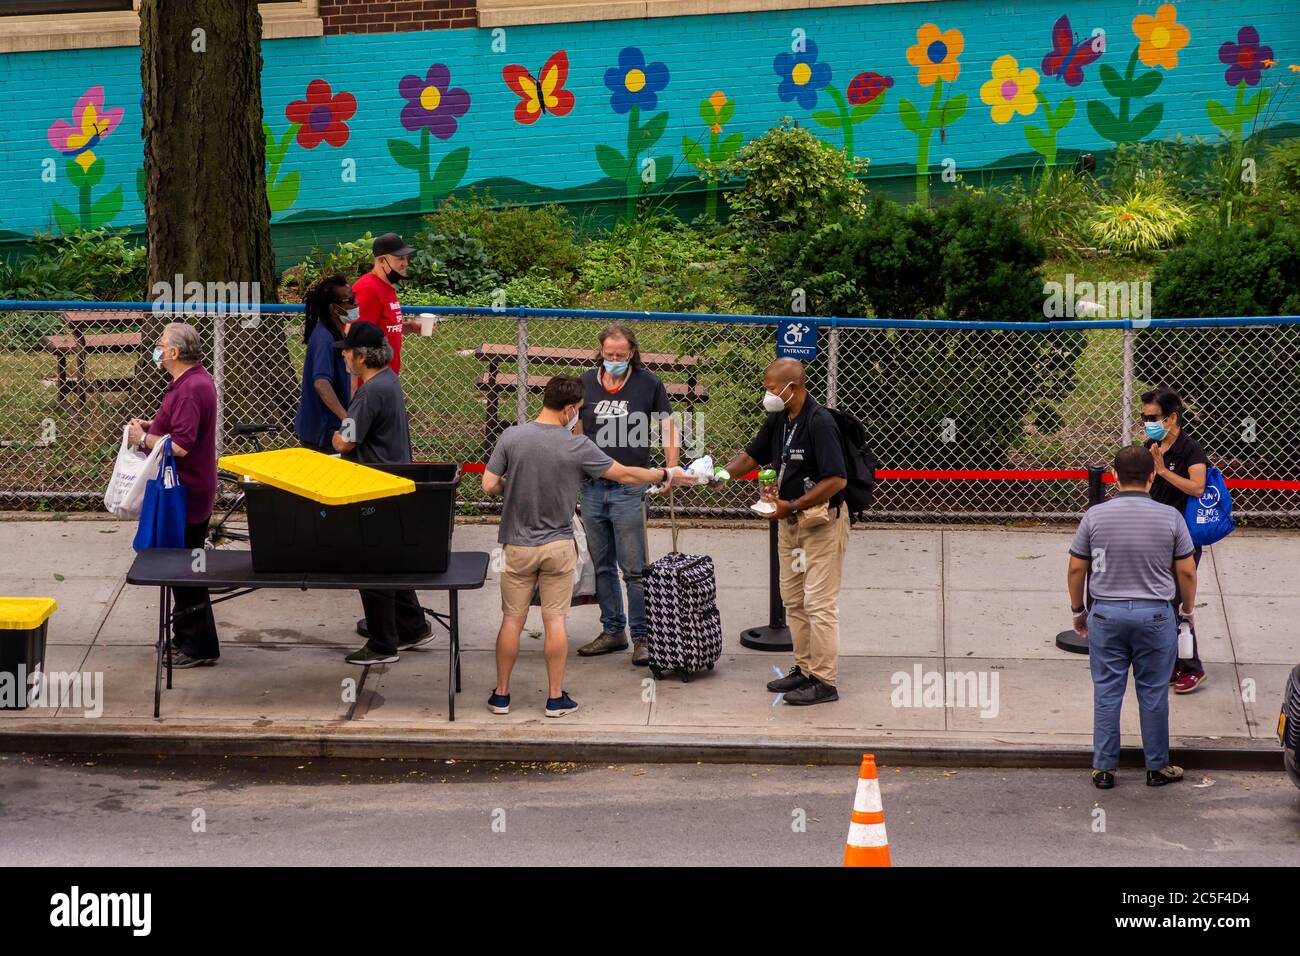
[643,490,722,680]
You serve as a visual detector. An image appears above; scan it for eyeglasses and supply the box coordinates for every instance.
[1141,414,1167,423]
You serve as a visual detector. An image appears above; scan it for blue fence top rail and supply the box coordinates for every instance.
[3,299,1300,332]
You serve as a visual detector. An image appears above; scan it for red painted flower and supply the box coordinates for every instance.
[286,80,357,148]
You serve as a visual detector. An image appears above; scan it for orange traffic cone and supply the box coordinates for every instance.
[842,753,891,867]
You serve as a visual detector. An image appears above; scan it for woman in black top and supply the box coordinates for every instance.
[1141,387,1209,692]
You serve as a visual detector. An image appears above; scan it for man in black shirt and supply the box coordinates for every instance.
[1142,387,1209,692]
[719,358,848,705]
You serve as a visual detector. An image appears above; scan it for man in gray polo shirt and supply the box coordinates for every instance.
[1068,445,1198,790]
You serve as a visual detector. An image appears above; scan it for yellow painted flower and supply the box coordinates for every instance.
[906,24,964,86]
[980,56,1039,124]
[1291,64,1300,74]
[1133,3,1190,70]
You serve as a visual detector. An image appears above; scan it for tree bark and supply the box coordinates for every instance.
[136,0,291,447]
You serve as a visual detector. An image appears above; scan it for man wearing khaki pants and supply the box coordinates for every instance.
[720,359,849,705]
[482,376,688,717]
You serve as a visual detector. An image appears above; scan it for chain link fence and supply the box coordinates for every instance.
[2,300,1298,524]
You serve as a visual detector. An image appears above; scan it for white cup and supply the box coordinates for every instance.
[418,313,437,336]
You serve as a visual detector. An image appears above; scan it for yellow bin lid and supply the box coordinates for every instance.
[0,597,57,630]
[218,448,415,506]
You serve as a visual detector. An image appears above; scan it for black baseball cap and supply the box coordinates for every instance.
[373,232,414,257]
[332,320,386,351]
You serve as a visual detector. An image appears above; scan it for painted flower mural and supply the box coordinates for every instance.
[682,90,743,218]
[1089,3,1184,144]
[774,41,832,110]
[981,56,1039,124]
[389,64,471,212]
[263,80,358,215]
[46,85,125,231]
[503,50,575,125]
[595,47,671,217]
[1208,26,1275,142]
[898,24,967,204]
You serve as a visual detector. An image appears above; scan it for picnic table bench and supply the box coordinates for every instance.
[42,310,142,408]
[472,343,708,454]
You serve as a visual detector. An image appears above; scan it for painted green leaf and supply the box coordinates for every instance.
[66,158,104,190]
[1242,87,1271,122]
[432,146,469,196]
[716,101,735,126]
[387,138,425,171]
[682,137,707,170]
[1206,99,1233,133]
[941,92,967,126]
[642,154,672,189]
[52,202,80,234]
[1052,96,1077,131]
[698,99,715,126]
[898,98,923,134]
[595,143,627,181]
[638,111,669,151]
[850,96,885,124]
[718,131,744,158]
[1129,70,1163,99]
[267,171,300,213]
[89,185,123,227]
[811,109,844,129]
[1099,64,1130,99]
[1086,98,1125,142]
[1024,125,1053,157]
[1127,101,1163,141]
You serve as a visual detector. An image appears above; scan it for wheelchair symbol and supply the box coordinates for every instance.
[782,322,810,345]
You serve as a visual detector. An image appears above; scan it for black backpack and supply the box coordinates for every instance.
[823,405,878,523]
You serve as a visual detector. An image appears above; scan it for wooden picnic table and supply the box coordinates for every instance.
[43,311,143,408]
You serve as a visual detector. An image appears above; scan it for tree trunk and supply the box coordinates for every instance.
[136,0,291,450]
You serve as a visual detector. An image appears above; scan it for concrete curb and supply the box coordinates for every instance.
[0,720,1283,770]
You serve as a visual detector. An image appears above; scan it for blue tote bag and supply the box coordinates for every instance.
[133,439,189,551]
[1184,466,1234,548]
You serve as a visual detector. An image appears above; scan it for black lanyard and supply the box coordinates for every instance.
[776,419,799,489]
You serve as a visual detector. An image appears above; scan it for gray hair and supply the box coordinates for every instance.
[356,342,393,370]
[162,322,203,363]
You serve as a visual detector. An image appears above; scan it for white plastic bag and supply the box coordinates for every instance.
[571,513,596,600]
[104,424,169,518]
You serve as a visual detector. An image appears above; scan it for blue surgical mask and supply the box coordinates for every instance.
[603,359,629,377]
[152,347,165,367]
[1144,421,1168,441]
[344,307,359,324]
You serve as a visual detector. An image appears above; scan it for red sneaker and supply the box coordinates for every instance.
[1172,670,1207,694]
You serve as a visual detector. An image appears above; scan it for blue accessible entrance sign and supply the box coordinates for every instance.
[776,320,817,360]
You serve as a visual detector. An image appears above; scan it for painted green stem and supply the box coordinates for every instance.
[1118,47,1139,124]
[915,80,944,206]
[705,127,719,219]
[625,105,641,218]
[417,127,435,211]
[78,182,92,229]
[825,85,854,157]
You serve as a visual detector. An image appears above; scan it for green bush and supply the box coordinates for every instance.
[1138,216,1300,466]
[760,193,1086,468]
[408,226,499,296]
[1000,169,1098,256]
[1087,177,1197,256]
[0,229,147,302]
[421,191,585,281]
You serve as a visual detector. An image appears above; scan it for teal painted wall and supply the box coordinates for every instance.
[3,0,1298,256]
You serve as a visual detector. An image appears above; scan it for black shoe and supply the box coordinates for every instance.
[357,617,433,645]
[767,666,812,693]
[1092,769,1116,790]
[169,648,218,669]
[782,677,839,705]
[345,645,399,666]
[1146,765,1184,787]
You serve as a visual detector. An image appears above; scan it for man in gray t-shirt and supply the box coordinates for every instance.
[481,376,689,719]
[1067,446,1198,791]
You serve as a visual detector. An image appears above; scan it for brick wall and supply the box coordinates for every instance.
[319,0,477,34]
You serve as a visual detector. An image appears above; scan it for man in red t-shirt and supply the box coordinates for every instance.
[351,232,412,376]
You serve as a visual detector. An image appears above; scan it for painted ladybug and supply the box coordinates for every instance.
[847,71,894,105]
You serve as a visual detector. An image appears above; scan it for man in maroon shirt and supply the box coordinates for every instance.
[351,232,412,377]
[128,322,220,667]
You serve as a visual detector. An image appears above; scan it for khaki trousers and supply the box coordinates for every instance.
[776,506,850,686]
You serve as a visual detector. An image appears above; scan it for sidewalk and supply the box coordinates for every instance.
[0,516,1292,767]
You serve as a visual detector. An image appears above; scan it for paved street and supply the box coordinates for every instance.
[1,753,1295,866]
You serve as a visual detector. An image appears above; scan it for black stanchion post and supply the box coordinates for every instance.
[1056,464,1107,654]
[739,519,792,651]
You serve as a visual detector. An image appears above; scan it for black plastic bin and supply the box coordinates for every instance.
[1,599,54,711]
[240,463,461,574]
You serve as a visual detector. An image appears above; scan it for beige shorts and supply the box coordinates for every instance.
[500,539,578,617]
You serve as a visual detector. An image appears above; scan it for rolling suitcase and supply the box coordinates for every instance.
[643,489,722,682]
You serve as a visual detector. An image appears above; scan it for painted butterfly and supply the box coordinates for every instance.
[503,50,575,125]
[1041,14,1102,87]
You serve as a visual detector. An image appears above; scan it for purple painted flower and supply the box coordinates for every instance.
[1219,26,1273,87]
[398,64,470,138]
[604,47,670,114]
[774,39,832,110]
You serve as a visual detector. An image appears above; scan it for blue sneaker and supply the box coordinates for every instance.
[487,691,510,715]
[545,691,578,718]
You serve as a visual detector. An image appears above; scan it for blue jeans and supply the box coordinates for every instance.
[1088,598,1179,771]
[580,478,648,640]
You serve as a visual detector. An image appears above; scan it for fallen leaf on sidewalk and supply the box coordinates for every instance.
[1016,555,1045,560]
[53,573,65,581]
[1192,776,1216,788]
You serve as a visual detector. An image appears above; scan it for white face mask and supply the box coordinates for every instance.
[762,383,792,413]
[566,408,580,430]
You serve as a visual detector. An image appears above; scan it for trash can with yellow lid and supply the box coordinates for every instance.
[0,598,56,711]
[218,449,461,574]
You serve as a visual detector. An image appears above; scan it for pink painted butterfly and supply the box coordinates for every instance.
[1041,14,1101,87]
[503,50,575,125]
